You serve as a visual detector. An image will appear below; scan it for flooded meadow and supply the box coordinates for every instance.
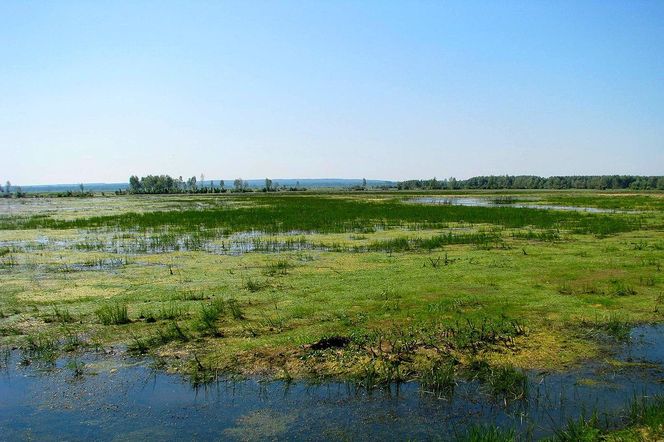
[1,192,663,440]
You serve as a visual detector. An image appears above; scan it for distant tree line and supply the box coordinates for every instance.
[0,180,26,198]
[398,175,664,190]
[124,175,309,194]
[126,175,220,194]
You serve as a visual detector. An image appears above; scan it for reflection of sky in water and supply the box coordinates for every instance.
[1,325,663,440]
[410,197,621,213]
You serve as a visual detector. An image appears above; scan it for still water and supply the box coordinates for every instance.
[1,326,663,441]
[410,197,619,213]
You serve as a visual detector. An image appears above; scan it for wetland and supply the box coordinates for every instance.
[1,191,663,440]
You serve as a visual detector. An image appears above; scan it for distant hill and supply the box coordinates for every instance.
[19,179,396,193]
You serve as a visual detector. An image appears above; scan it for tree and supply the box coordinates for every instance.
[129,175,141,193]
[5,181,10,194]
[362,178,367,189]
[187,176,197,192]
[220,180,225,192]
[448,177,457,190]
[264,178,273,192]
[233,178,244,192]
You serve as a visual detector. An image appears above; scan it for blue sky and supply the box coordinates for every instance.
[1,0,663,185]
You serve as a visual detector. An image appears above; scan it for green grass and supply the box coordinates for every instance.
[457,425,516,442]
[95,303,130,325]
[0,191,662,387]
[0,194,643,236]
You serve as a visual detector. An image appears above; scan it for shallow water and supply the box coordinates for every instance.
[410,197,619,213]
[1,325,663,440]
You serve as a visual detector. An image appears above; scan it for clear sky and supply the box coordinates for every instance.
[1,0,663,185]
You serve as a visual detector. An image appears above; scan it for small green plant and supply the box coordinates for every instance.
[95,303,130,325]
[66,358,85,378]
[48,306,75,324]
[62,330,83,352]
[226,298,244,320]
[245,278,266,292]
[627,394,664,429]
[612,281,637,296]
[158,302,188,320]
[419,359,455,397]
[469,360,528,402]
[265,259,293,275]
[128,333,149,354]
[196,298,229,335]
[24,334,58,362]
[553,414,601,442]
[457,424,516,442]
[604,314,632,341]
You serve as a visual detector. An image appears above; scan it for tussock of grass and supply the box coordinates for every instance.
[23,334,58,362]
[96,303,130,325]
[468,360,528,402]
[419,359,456,397]
[196,297,244,335]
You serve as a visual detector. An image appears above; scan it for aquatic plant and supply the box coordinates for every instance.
[552,413,601,442]
[468,360,528,402]
[23,334,58,362]
[0,195,639,236]
[419,359,455,397]
[457,424,516,442]
[66,358,85,378]
[197,299,225,335]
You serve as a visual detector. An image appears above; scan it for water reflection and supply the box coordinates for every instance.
[410,197,620,213]
[1,325,662,440]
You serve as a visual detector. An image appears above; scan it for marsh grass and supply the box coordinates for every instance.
[128,321,189,354]
[141,302,188,322]
[61,328,84,352]
[265,259,293,275]
[24,334,58,362]
[512,229,561,241]
[245,278,267,292]
[551,413,601,442]
[44,306,76,324]
[365,232,503,252]
[626,394,664,431]
[448,318,526,352]
[419,359,456,397]
[0,192,661,401]
[155,321,188,344]
[0,195,639,236]
[611,281,637,297]
[65,358,85,378]
[468,360,528,402]
[95,303,130,325]
[457,425,516,442]
[196,297,244,335]
[580,314,632,342]
[188,353,219,387]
